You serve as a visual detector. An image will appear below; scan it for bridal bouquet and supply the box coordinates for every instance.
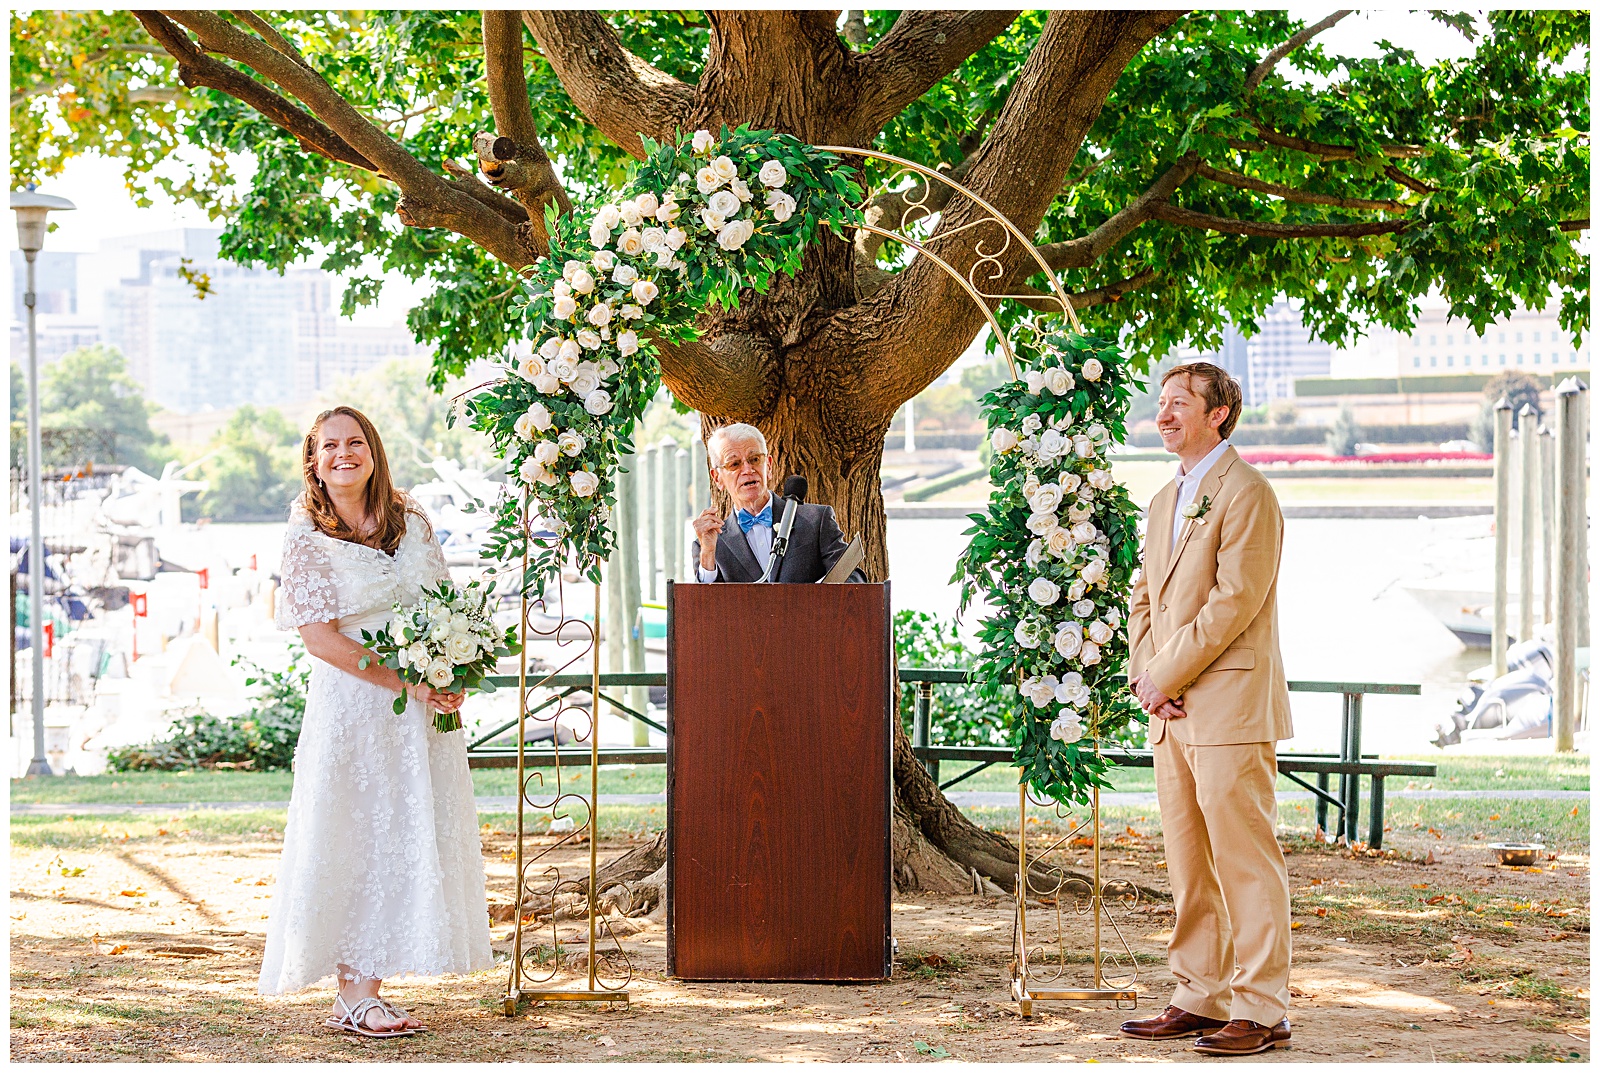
[357,579,521,732]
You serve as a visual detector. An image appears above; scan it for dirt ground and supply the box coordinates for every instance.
[10,820,1590,1063]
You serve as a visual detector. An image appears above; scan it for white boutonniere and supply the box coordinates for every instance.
[1180,495,1213,524]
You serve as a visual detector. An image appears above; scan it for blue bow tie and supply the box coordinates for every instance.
[736,502,772,533]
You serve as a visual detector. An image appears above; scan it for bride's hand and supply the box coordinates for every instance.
[405,682,464,712]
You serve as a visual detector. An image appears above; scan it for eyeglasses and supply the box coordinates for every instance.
[716,452,767,473]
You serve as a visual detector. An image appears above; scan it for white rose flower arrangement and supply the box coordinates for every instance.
[955,324,1141,805]
[463,127,858,596]
[357,578,522,733]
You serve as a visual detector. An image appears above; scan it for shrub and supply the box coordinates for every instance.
[1325,405,1362,457]
[106,644,310,771]
[894,610,1009,746]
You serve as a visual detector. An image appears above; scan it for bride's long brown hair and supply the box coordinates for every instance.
[300,406,424,554]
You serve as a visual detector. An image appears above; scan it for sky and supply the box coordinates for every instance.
[7,9,1487,331]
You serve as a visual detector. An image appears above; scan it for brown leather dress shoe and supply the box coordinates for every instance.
[1119,1005,1229,1040]
[1192,1017,1291,1056]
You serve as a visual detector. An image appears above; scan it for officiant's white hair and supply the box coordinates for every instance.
[707,422,767,465]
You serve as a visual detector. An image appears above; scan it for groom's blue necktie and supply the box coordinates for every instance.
[736,502,772,533]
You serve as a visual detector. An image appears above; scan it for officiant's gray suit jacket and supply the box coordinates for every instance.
[690,496,866,583]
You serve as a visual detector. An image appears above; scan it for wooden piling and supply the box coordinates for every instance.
[1492,397,1513,677]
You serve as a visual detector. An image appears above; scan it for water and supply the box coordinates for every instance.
[888,514,1493,755]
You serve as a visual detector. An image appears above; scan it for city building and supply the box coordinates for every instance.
[94,229,430,413]
[1328,302,1589,379]
[9,250,103,367]
[1190,298,1331,406]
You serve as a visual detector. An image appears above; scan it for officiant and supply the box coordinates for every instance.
[690,422,865,584]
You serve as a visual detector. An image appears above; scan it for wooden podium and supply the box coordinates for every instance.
[666,581,892,981]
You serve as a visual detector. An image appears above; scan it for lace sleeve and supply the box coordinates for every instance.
[276,506,339,630]
[415,506,450,587]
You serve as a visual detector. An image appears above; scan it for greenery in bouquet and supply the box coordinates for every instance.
[357,578,521,732]
[954,324,1143,806]
[461,126,861,596]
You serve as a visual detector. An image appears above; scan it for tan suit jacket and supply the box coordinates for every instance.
[1128,446,1292,746]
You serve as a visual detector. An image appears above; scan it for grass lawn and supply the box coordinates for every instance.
[11,752,1585,805]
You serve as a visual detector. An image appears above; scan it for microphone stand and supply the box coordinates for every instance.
[762,495,798,583]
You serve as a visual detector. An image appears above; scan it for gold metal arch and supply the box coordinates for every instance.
[820,145,1135,1015]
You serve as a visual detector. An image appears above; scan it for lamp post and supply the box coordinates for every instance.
[12,189,75,777]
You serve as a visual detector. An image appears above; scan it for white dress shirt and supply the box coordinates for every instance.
[696,490,773,582]
[1171,438,1231,552]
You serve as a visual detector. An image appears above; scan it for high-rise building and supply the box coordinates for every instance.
[1328,303,1589,378]
[9,250,102,368]
[1242,299,1332,405]
[96,229,430,413]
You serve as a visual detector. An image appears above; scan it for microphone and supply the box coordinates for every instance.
[763,475,807,582]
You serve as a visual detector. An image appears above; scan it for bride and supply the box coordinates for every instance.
[258,405,493,1037]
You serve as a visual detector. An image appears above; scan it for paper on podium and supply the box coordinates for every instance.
[819,534,864,583]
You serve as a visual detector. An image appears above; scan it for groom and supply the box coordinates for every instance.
[1120,362,1294,1056]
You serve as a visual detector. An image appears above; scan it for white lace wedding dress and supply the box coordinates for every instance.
[257,496,493,994]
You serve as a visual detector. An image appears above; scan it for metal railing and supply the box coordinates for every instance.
[467,669,1434,848]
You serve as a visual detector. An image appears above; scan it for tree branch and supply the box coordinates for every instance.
[481,10,571,230]
[1384,162,1436,194]
[229,10,313,71]
[1151,202,1409,238]
[1196,162,1408,212]
[853,122,987,276]
[151,9,540,267]
[1244,126,1426,161]
[853,10,1020,134]
[134,11,375,171]
[441,159,530,225]
[522,10,692,160]
[1007,270,1160,315]
[1037,154,1199,270]
[1560,218,1590,231]
[1245,10,1352,95]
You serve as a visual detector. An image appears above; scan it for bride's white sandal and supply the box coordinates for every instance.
[375,997,428,1033]
[325,993,418,1039]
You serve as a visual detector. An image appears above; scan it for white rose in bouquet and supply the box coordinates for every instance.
[1022,474,1041,499]
[1087,619,1114,645]
[1087,467,1114,490]
[514,354,545,381]
[1022,413,1043,434]
[730,177,753,202]
[1105,607,1122,626]
[550,354,578,381]
[766,189,796,221]
[1053,620,1084,659]
[1046,527,1075,558]
[552,295,577,320]
[1025,370,1045,395]
[612,263,639,286]
[1055,671,1090,706]
[1079,641,1102,666]
[642,226,669,253]
[618,200,644,228]
[1021,676,1058,708]
[531,372,561,395]
[568,367,602,397]
[520,458,557,487]
[539,336,562,360]
[1070,521,1098,545]
[696,166,722,194]
[1043,367,1074,395]
[426,659,455,689]
[558,430,586,456]
[446,633,478,664]
[1037,429,1067,462]
[700,206,726,233]
[1082,357,1104,381]
[404,642,430,668]
[569,470,600,497]
[592,249,617,271]
[1073,434,1096,459]
[1026,511,1059,536]
[1013,619,1043,649]
[1061,472,1083,495]
[1072,598,1096,619]
[1067,501,1094,524]
[514,410,541,440]
[991,427,1019,454]
[1025,538,1044,568]
[759,159,788,187]
[584,390,613,416]
[586,302,613,327]
[618,229,645,255]
[632,279,659,305]
[620,304,644,320]
[1049,712,1084,744]
[1027,483,1063,514]
[616,330,639,357]
[1068,579,1088,601]
[588,221,612,248]
[717,218,755,250]
[524,402,553,432]
[556,337,581,364]
[665,226,687,250]
[635,192,660,217]
[533,440,561,466]
[653,248,676,269]
[1080,557,1108,585]
[692,129,715,153]
[708,190,741,218]
[1027,577,1060,606]
[657,198,681,224]
[1087,422,1109,443]
[595,204,622,230]
[711,155,738,181]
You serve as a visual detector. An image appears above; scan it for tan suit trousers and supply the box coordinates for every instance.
[1154,733,1291,1026]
